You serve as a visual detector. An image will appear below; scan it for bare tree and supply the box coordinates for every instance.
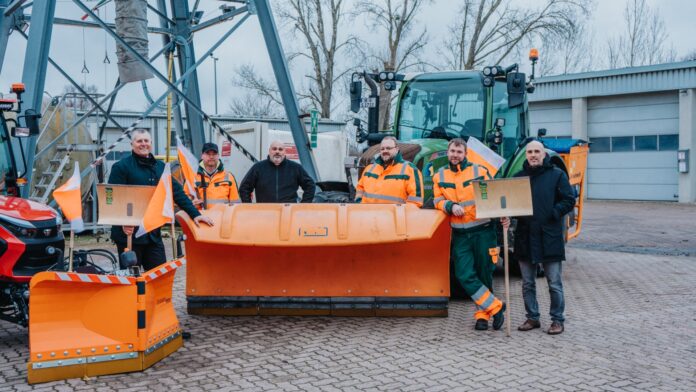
[538,22,595,75]
[439,0,591,71]
[61,84,100,110]
[230,1,355,119]
[681,49,696,62]
[278,0,357,118]
[232,64,284,107]
[358,0,430,131]
[606,0,676,68]
[228,92,285,118]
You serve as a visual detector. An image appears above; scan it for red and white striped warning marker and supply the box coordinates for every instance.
[54,272,135,285]
[144,259,186,282]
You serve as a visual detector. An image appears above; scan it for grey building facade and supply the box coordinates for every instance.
[529,61,696,203]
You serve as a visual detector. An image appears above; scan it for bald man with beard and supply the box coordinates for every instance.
[507,140,575,335]
[239,140,316,203]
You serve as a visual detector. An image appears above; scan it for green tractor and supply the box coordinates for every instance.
[349,53,587,204]
[351,57,552,203]
[349,54,589,278]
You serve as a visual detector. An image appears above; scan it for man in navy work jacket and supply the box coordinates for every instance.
[239,140,316,203]
[108,129,214,270]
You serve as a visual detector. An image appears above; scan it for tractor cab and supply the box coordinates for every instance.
[394,69,530,161]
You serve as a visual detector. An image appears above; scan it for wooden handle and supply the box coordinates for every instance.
[503,226,511,337]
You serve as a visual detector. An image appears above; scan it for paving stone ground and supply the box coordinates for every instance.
[570,200,696,256]
[1,201,695,391]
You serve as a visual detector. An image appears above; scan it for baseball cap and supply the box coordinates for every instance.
[202,142,219,154]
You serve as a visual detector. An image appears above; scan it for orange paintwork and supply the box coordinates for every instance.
[178,203,451,299]
[559,144,589,241]
[26,259,184,384]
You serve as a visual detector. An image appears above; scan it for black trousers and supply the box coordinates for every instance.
[116,240,166,271]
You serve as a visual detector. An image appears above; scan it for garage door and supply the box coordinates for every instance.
[529,100,572,137]
[587,92,679,201]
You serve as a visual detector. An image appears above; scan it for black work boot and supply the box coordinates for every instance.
[492,303,506,330]
[474,319,488,330]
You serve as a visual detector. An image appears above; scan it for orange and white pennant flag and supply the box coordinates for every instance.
[135,163,174,238]
[177,138,199,199]
[467,136,506,177]
[52,162,84,233]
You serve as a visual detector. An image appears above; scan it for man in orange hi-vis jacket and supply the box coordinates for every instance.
[192,143,240,209]
[433,138,505,331]
[356,136,424,207]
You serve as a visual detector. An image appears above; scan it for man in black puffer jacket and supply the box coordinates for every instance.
[239,140,316,203]
[109,130,213,270]
[511,140,575,335]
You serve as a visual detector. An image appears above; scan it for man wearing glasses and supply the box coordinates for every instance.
[239,140,316,203]
[355,136,424,207]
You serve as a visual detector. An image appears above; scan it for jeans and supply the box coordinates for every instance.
[519,260,565,324]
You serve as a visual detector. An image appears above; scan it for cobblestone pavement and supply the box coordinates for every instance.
[570,200,696,256]
[1,202,695,391]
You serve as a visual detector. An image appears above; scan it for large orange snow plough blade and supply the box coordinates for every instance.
[178,203,451,317]
[26,259,185,384]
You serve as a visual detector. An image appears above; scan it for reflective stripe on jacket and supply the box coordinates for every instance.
[196,162,240,207]
[432,160,491,229]
[355,152,424,207]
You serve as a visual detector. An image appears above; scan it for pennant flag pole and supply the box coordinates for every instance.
[466,136,506,176]
[52,162,84,271]
[136,163,175,239]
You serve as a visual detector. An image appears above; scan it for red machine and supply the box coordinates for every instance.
[0,83,65,326]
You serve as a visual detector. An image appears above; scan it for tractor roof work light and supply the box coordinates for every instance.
[11,83,25,94]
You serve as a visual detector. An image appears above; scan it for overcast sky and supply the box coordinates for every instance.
[1,0,694,118]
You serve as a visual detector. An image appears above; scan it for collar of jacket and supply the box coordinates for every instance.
[523,155,553,175]
[132,151,157,167]
[198,160,224,176]
[375,151,405,167]
[448,159,472,172]
[266,156,288,167]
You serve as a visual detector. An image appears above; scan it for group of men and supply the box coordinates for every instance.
[110,130,573,335]
[354,135,573,334]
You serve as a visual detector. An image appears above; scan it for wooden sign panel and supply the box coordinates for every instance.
[473,177,533,219]
[97,184,155,226]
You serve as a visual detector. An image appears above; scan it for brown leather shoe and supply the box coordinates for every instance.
[517,319,541,331]
[548,321,564,335]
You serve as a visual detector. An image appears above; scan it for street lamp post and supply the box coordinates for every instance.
[211,53,219,115]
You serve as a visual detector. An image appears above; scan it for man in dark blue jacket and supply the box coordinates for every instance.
[239,140,316,203]
[511,140,575,335]
[108,130,213,269]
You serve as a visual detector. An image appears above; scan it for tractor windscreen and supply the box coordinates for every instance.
[397,76,485,142]
[0,123,14,193]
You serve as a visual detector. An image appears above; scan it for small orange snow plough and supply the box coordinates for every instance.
[26,259,185,384]
[178,203,451,317]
